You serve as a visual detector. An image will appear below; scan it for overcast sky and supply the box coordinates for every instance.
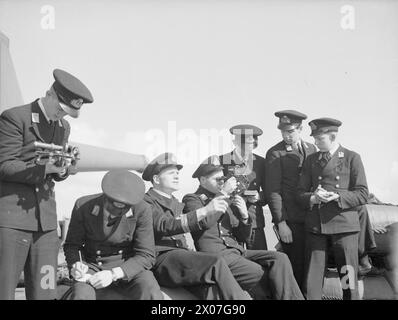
[1,0,397,224]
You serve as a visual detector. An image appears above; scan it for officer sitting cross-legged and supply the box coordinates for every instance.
[143,153,251,300]
[182,156,304,300]
[63,170,163,300]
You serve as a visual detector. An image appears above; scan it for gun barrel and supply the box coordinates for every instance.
[34,141,64,151]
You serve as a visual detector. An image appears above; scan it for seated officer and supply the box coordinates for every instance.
[182,156,304,300]
[143,153,250,300]
[63,170,163,300]
[219,124,267,250]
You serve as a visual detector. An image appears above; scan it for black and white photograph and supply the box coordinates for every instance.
[0,0,397,308]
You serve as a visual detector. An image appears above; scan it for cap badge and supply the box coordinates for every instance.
[160,153,177,165]
[199,194,208,201]
[32,113,40,123]
[286,145,293,151]
[209,155,220,166]
[70,98,83,109]
[280,115,291,124]
[338,151,344,158]
[310,122,317,131]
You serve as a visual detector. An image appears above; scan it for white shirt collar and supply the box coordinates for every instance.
[153,188,173,199]
[285,140,302,152]
[37,99,51,123]
[233,148,253,163]
[328,143,340,156]
[294,139,303,150]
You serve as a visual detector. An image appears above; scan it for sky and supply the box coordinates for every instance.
[0,0,398,228]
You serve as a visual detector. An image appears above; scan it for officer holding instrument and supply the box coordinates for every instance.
[0,68,93,299]
[143,153,251,300]
[219,124,267,250]
[182,156,304,300]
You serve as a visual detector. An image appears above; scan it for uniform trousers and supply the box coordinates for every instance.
[153,249,250,300]
[69,269,163,300]
[221,248,304,300]
[304,231,359,300]
[357,205,377,258]
[246,227,267,250]
[0,227,59,300]
[280,222,306,290]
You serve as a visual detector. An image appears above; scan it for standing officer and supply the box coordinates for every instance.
[297,118,369,300]
[220,124,268,250]
[0,69,93,299]
[265,110,317,289]
[143,153,250,300]
[63,170,163,300]
[182,156,304,300]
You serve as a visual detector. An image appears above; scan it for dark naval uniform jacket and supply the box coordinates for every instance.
[219,151,266,229]
[265,140,317,224]
[63,193,156,281]
[0,100,70,231]
[182,186,252,254]
[297,145,369,234]
[144,188,202,253]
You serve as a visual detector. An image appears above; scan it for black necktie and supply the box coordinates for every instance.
[319,152,331,168]
[107,215,121,226]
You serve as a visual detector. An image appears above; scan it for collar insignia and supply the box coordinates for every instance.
[125,209,133,218]
[32,113,40,123]
[91,205,100,216]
